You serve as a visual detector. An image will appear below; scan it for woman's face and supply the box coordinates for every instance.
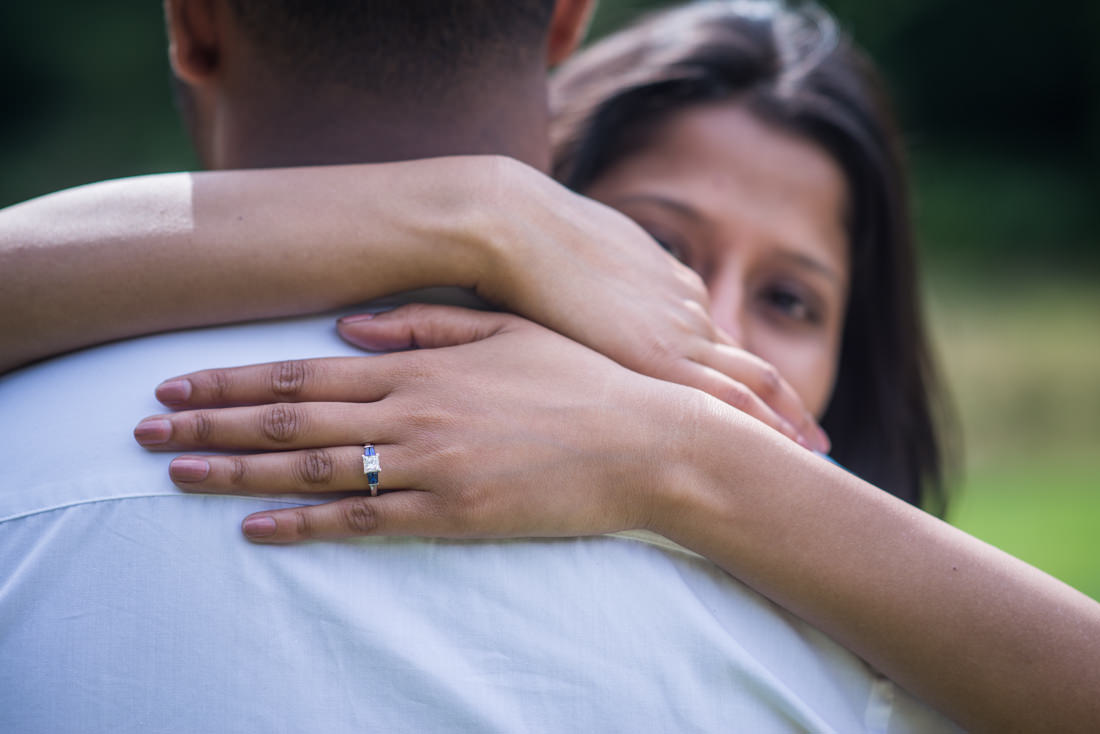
[585,102,851,418]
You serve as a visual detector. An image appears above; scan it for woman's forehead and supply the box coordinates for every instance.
[591,102,850,275]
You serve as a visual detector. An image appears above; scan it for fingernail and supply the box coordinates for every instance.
[338,313,376,324]
[815,425,831,454]
[170,457,209,482]
[796,434,812,450]
[242,516,277,539]
[156,379,192,405]
[134,418,172,445]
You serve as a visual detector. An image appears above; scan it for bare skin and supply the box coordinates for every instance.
[584,103,850,418]
[135,304,1100,734]
[8,0,1099,728]
[6,98,1098,730]
[0,156,824,451]
[135,301,1100,730]
[128,104,1100,732]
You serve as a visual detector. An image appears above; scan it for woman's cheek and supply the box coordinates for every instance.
[751,334,837,419]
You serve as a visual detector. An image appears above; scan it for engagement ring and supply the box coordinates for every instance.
[362,443,381,496]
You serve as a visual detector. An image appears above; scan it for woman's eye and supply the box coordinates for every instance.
[761,287,816,323]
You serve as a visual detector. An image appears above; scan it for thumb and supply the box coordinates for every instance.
[337,303,514,352]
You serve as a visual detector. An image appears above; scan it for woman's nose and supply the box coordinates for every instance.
[706,269,747,347]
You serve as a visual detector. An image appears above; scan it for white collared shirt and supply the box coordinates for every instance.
[0,294,959,733]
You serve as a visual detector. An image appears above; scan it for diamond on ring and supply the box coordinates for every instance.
[363,443,381,496]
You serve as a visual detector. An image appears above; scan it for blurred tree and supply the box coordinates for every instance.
[0,1,195,206]
[2,0,1096,266]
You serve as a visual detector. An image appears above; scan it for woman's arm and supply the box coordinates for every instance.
[0,160,485,371]
[0,156,824,450]
[135,305,1100,733]
[666,404,1100,734]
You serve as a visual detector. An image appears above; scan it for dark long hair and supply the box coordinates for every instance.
[551,0,951,513]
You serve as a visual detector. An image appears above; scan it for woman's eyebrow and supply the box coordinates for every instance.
[773,249,843,283]
[611,193,843,283]
[610,193,705,223]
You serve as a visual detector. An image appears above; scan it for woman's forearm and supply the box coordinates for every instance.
[1,159,828,448]
[124,302,1096,730]
[653,399,1100,733]
[0,159,498,373]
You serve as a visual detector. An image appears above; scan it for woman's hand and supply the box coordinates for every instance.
[387,157,826,451]
[1,156,822,453]
[135,305,704,543]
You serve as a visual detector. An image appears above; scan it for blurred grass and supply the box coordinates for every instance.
[927,269,1100,599]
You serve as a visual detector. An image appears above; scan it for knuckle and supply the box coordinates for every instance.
[229,456,248,486]
[484,153,521,186]
[191,410,215,444]
[341,497,380,535]
[292,509,313,539]
[641,335,677,367]
[205,369,232,405]
[399,302,432,319]
[721,383,754,412]
[685,277,710,307]
[677,265,706,294]
[393,357,437,385]
[683,298,709,320]
[439,500,468,530]
[757,364,782,399]
[408,407,452,435]
[435,489,471,527]
[259,404,303,444]
[270,360,310,400]
[296,449,335,486]
[406,411,461,456]
[419,499,454,537]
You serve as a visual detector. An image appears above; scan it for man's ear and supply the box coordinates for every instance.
[546,0,597,67]
[164,0,222,85]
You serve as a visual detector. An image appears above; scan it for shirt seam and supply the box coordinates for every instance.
[1,495,702,558]
[0,492,309,525]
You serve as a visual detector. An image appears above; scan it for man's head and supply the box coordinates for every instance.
[164,0,595,169]
[223,1,556,92]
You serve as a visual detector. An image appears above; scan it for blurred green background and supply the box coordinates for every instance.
[2,1,1097,597]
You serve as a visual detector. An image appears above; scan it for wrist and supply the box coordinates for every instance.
[639,388,734,536]
[643,391,769,549]
[396,157,504,294]
[462,155,545,308]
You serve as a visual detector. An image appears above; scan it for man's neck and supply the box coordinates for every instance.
[207,72,552,172]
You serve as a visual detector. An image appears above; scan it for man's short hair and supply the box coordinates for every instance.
[226,0,558,91]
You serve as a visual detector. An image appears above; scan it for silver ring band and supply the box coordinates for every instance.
[362,443,381,496]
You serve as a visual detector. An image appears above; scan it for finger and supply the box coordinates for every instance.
[134,401,392,451]
[663,359,811,449]
[337,303,515,351]
[154,356,405,409]
[697,345,829,453]
[239,492,452,544]
[710,322,739,349]
[168,444,414,495]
